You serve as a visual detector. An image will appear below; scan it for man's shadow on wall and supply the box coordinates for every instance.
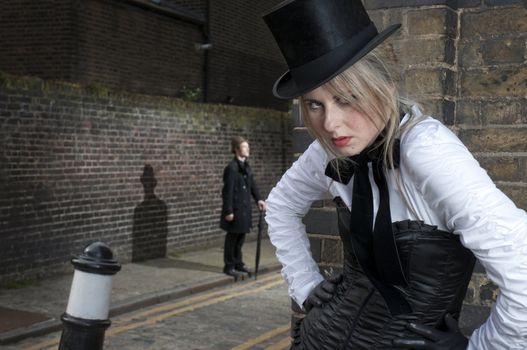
[132,164,168,262]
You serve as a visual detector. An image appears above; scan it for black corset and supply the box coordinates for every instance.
[291,197,476,350]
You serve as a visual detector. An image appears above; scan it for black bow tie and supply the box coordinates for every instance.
[324,139,400,185]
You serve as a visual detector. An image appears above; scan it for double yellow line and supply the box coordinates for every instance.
[22,273,289,350]
[231,324,291,350]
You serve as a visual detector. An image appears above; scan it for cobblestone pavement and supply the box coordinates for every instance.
[5,272,292,350]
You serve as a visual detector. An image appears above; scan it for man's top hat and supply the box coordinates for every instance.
[263,0,400,99]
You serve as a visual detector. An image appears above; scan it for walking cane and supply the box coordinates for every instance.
[254,210,264,280]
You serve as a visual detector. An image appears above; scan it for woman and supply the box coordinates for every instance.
[263,0,527,349]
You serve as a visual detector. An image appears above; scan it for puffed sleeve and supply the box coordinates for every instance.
[401,118,527,350]
[265,141,331,307]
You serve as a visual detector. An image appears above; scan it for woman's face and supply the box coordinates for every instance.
[303,85,383,157]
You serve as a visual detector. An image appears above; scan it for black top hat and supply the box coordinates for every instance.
[263,0,400,99]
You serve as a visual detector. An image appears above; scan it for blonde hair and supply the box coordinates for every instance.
[300,49,425,218]
[299,49,421,170]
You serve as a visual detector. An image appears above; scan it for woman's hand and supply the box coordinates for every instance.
[303,274,343,312]
[225,213,234,221]
[392,313,468,349]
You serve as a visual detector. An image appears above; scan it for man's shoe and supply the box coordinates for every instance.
[224,268,244,281]
[236,266,253,278]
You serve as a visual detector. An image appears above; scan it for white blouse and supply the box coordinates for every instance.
[265,107,527,349]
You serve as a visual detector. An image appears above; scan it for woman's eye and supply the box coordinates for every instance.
[307,101,322,110]
[335,96,350,106]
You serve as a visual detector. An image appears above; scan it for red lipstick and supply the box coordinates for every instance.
[332,136,351,148]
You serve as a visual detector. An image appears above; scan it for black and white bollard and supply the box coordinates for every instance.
[59,242,121,350]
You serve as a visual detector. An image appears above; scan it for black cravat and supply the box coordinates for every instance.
[324,139,400,185]
[325,141,412,316]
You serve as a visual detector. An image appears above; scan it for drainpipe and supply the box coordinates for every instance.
[201,0,211,103]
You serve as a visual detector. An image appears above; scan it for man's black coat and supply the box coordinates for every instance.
[220,158,262,234]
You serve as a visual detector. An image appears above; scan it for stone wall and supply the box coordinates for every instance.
[291,0,527,326]
[0,72,291,284]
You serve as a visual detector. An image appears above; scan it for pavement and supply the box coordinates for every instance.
[0,237,282,346]
[0,236,491,346]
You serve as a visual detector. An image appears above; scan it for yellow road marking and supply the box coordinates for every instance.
[264,336,292,350]
[23,273,284,350]
[113,273,281,324]
[22,335,60,350]
[230,324,290,350]
[106,279,284,337]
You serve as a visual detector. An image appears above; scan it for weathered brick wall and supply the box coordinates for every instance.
[292,0,526,324]
[206,0,288,109]
[456,5,527,209]
[455,2,527,307]
[73,0,205,98]
[365,2,527,207]
[0,0,288,110]
[367,3,458,121]
[0,0,75,80]
[0,72,292,284]
[168,0,207,15]
[0,0,204,99]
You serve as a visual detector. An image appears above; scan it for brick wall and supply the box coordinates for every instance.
[74,0,205,98]
[0,0,288,110]
[457,4,527,209]
[167,0,207,15]
[0,0,75,80]
[0,0,205,99]
[292,0,527,325]
[206,0,288,109]
[0,72,292,284]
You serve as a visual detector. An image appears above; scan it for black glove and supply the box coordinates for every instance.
[303,274,343,312]
[392,313,468,349]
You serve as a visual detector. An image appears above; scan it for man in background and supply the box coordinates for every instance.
[220,136,266,278]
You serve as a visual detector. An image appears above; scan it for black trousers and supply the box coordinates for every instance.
[223,232,246,272]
